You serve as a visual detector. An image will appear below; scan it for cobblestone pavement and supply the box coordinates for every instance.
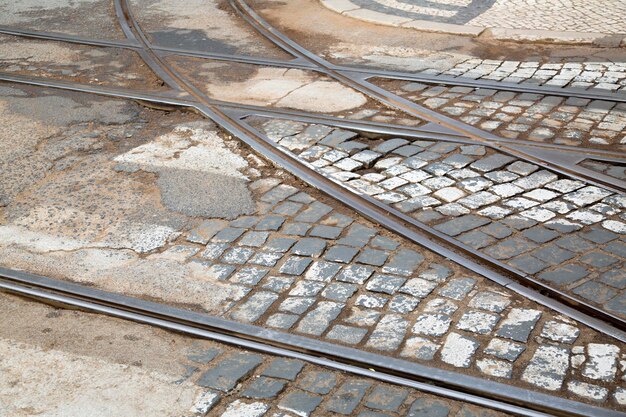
[182,342,510,417]
[1,293,509,417]
[376,80,626,149]
[1,85,623,407]
[251,117,626,324]
[173,165,626,404]
[414,59,626,94]
[323,0,626,35]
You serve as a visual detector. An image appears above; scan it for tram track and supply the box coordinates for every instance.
[1,1,626,413]
[1,267,624,417]
[2,25,626,104]
[2,14,626,341]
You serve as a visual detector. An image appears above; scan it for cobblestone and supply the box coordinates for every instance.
[157,123,626,404]
[388,83,626,148]
[253,117,626,321]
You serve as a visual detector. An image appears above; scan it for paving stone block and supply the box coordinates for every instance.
[567,381,609,401]
[262,276,294,293]
[476,358,513,379]
[579,251,619,268]
[583,343,619,381]
[272,201,304,216]
[553,234,595,252]
[337,223,377,247]
[222,247,255,264]
[419,263,452,282]
[437,278,476,300]
[230,267,269,285]
[389,294,420,314]
[289,281,326,297]
[433,215,491,237]
[336,265,375,284]
[599,269,626,289]
[481,222,513,239]
[364,385,409,412]
[298,371,337,394]
[424,298,458,315]
[230,292,279,323]
[292,238,327,257]
[456,310,500,334]
[354,294,389,308]
[280,297,316,314]
[399,278,438,298]
[213,227,245,243]
[261,184,299,203]
[469,154,515,172]
[540,320,580,344]
[242,376,285,399]
[266,313,299,329]
[522,345,570,390]
[538,264,588,285]
[197,352,264,392]
[484,338,526,361]
[401,336,441,361]
[189,390,221,415]
[305,261,342,282]
[508,255,548,274]
[382,249,424,276]
[495,308,542,342]
[366,274,407,294]
[573,281,616,303]
[407,398,450,417]
[309,225,343,239]
[412,313,451,337]
[221,400,269,417]
[484,237,536,260]
[266,237,297,252]
[278,391,322,417]
[324,245,360,263]
[366,314,408,351]
[261,358,305,380]
[457,230,495,249]
[279,256,313,275]
[370,236,400,250]
[326,324,368,345]
[532,245,575,265]
[297,301,344,336]
[325,380,372,415]
[295,201,333,223]
[322,282,358,302]
[440,332,479,368]
[255,215,286,231]
[356,248,389,266]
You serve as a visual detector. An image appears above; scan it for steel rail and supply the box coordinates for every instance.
[2,70,625,163]
[3,50,626,338]
[228,0,626,194]
[112,0,626,339]
[1,267,623,417]
[3,25,626,104]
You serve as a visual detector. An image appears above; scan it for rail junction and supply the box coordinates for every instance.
[0,0,625,416]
